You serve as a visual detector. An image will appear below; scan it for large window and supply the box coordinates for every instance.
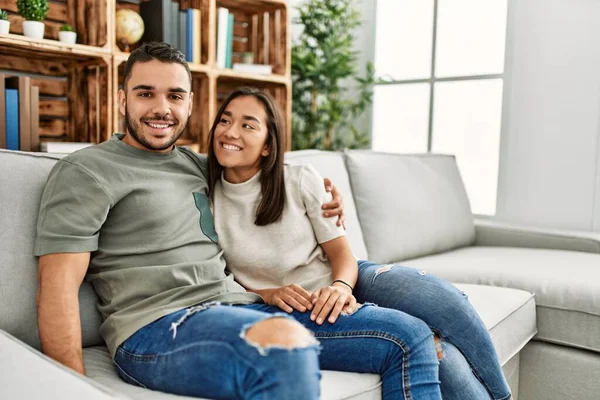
[372,0,508,215]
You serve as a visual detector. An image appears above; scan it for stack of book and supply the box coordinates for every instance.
[217,7,273,75]
[1,74,40,152]
[140,0,202,64]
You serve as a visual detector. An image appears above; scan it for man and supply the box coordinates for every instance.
[35,42,344,399]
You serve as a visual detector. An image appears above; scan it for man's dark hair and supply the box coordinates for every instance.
[207,87,287,226]
[123,42,192,89]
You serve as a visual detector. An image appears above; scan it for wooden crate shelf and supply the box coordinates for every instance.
[1,0,291,152]
[216,68,289,85]
[0,34,111,60]
[217,0,288,12]
[0,0,109,47]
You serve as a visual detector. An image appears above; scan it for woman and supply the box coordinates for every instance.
[208,87,511,400]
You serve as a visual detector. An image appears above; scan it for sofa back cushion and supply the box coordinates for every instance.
[345,150,475,263]
[285,150,368,260]
[0,150,104,350]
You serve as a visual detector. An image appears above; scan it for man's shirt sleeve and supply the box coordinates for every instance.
[34,160,114,256]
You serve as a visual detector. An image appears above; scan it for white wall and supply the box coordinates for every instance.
[496,0,600,231]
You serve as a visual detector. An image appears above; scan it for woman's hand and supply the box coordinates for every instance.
[254,284,314,313]
[310,284,357,325]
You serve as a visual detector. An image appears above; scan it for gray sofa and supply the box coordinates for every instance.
[1,148,599,400]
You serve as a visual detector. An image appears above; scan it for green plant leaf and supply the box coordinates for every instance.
[291,0,376,151]
[17,0,49,21]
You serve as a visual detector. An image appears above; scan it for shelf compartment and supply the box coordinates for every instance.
[215,1,288,76]
[0,34,110,60]
[0,0,108,47]
[0,54,111,147]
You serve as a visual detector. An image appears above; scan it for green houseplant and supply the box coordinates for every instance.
[17,0,49,39]
[58,23,77,44]
[0,9,10,35]
[292,0,377,151]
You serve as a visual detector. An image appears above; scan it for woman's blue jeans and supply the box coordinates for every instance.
[355,260,512,400]
[114,302,443,400]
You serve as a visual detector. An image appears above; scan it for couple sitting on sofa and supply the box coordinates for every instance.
[34,42,511,400]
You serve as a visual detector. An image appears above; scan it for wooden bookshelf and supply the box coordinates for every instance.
[0,0,292,153]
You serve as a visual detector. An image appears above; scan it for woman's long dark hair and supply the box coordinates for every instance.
[207,87,287,226]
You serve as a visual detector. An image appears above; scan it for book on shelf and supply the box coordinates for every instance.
[4,88,19,151]
[40,142,93,154]
[140,0,176,47]
[5,76,31,152]
[192,8,201,64]
[216,7,229,68]
[3,76,39,152]
[0,74,5,149]
[182,7,200,63]
[232,63,273,75]
[171,0,179,50]
[30,86,40,151]
[180,8,188,60]
[225,13,234,68]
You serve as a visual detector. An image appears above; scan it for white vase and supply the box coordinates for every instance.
[0,20,9,35]
[58,31,77,45]
[22,20,45,40]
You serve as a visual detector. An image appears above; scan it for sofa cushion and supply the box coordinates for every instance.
[344,151,475,264]
[0,330,125,399]
[0,149,104,349]
[519,341,600,400]
[83,346,382,400]
[452,283,536,365]
[285,150,368,260]
[404,246,600,353]
[82,282,531,399]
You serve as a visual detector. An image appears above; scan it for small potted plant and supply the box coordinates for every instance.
[59,24,76,44]
[16,0,49,40]
[0,9,10,35]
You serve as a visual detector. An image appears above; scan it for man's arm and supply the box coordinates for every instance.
[37,253,90,375]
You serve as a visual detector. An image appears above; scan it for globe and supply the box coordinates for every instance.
[115,9,145,52]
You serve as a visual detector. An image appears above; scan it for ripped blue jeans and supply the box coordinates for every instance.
[355,260,512,400]
[114,302,443,400]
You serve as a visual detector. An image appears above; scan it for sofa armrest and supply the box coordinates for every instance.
[474,218,600,254]
[0,329,129,399]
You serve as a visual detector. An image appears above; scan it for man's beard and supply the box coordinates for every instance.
[125,108,187,151]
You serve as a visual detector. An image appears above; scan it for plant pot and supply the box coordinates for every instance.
[22,20,45,40]
[0,20,10,35]
[58,31,77,45]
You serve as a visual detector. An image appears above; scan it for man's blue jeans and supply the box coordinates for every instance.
[114,302,443,400]
[355,260,512,400]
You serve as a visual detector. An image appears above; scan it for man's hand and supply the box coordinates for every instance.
[323,178,346,229]
[254,284,314,313]
[310,284,357,325]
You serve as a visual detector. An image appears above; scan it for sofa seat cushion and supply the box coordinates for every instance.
[83,347,382,400]
[82,283,533,399]
[452,283,536,365]
[403,246,600,353]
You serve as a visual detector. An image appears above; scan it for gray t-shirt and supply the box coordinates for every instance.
[34,134,260,358]
[213,164,345,293]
